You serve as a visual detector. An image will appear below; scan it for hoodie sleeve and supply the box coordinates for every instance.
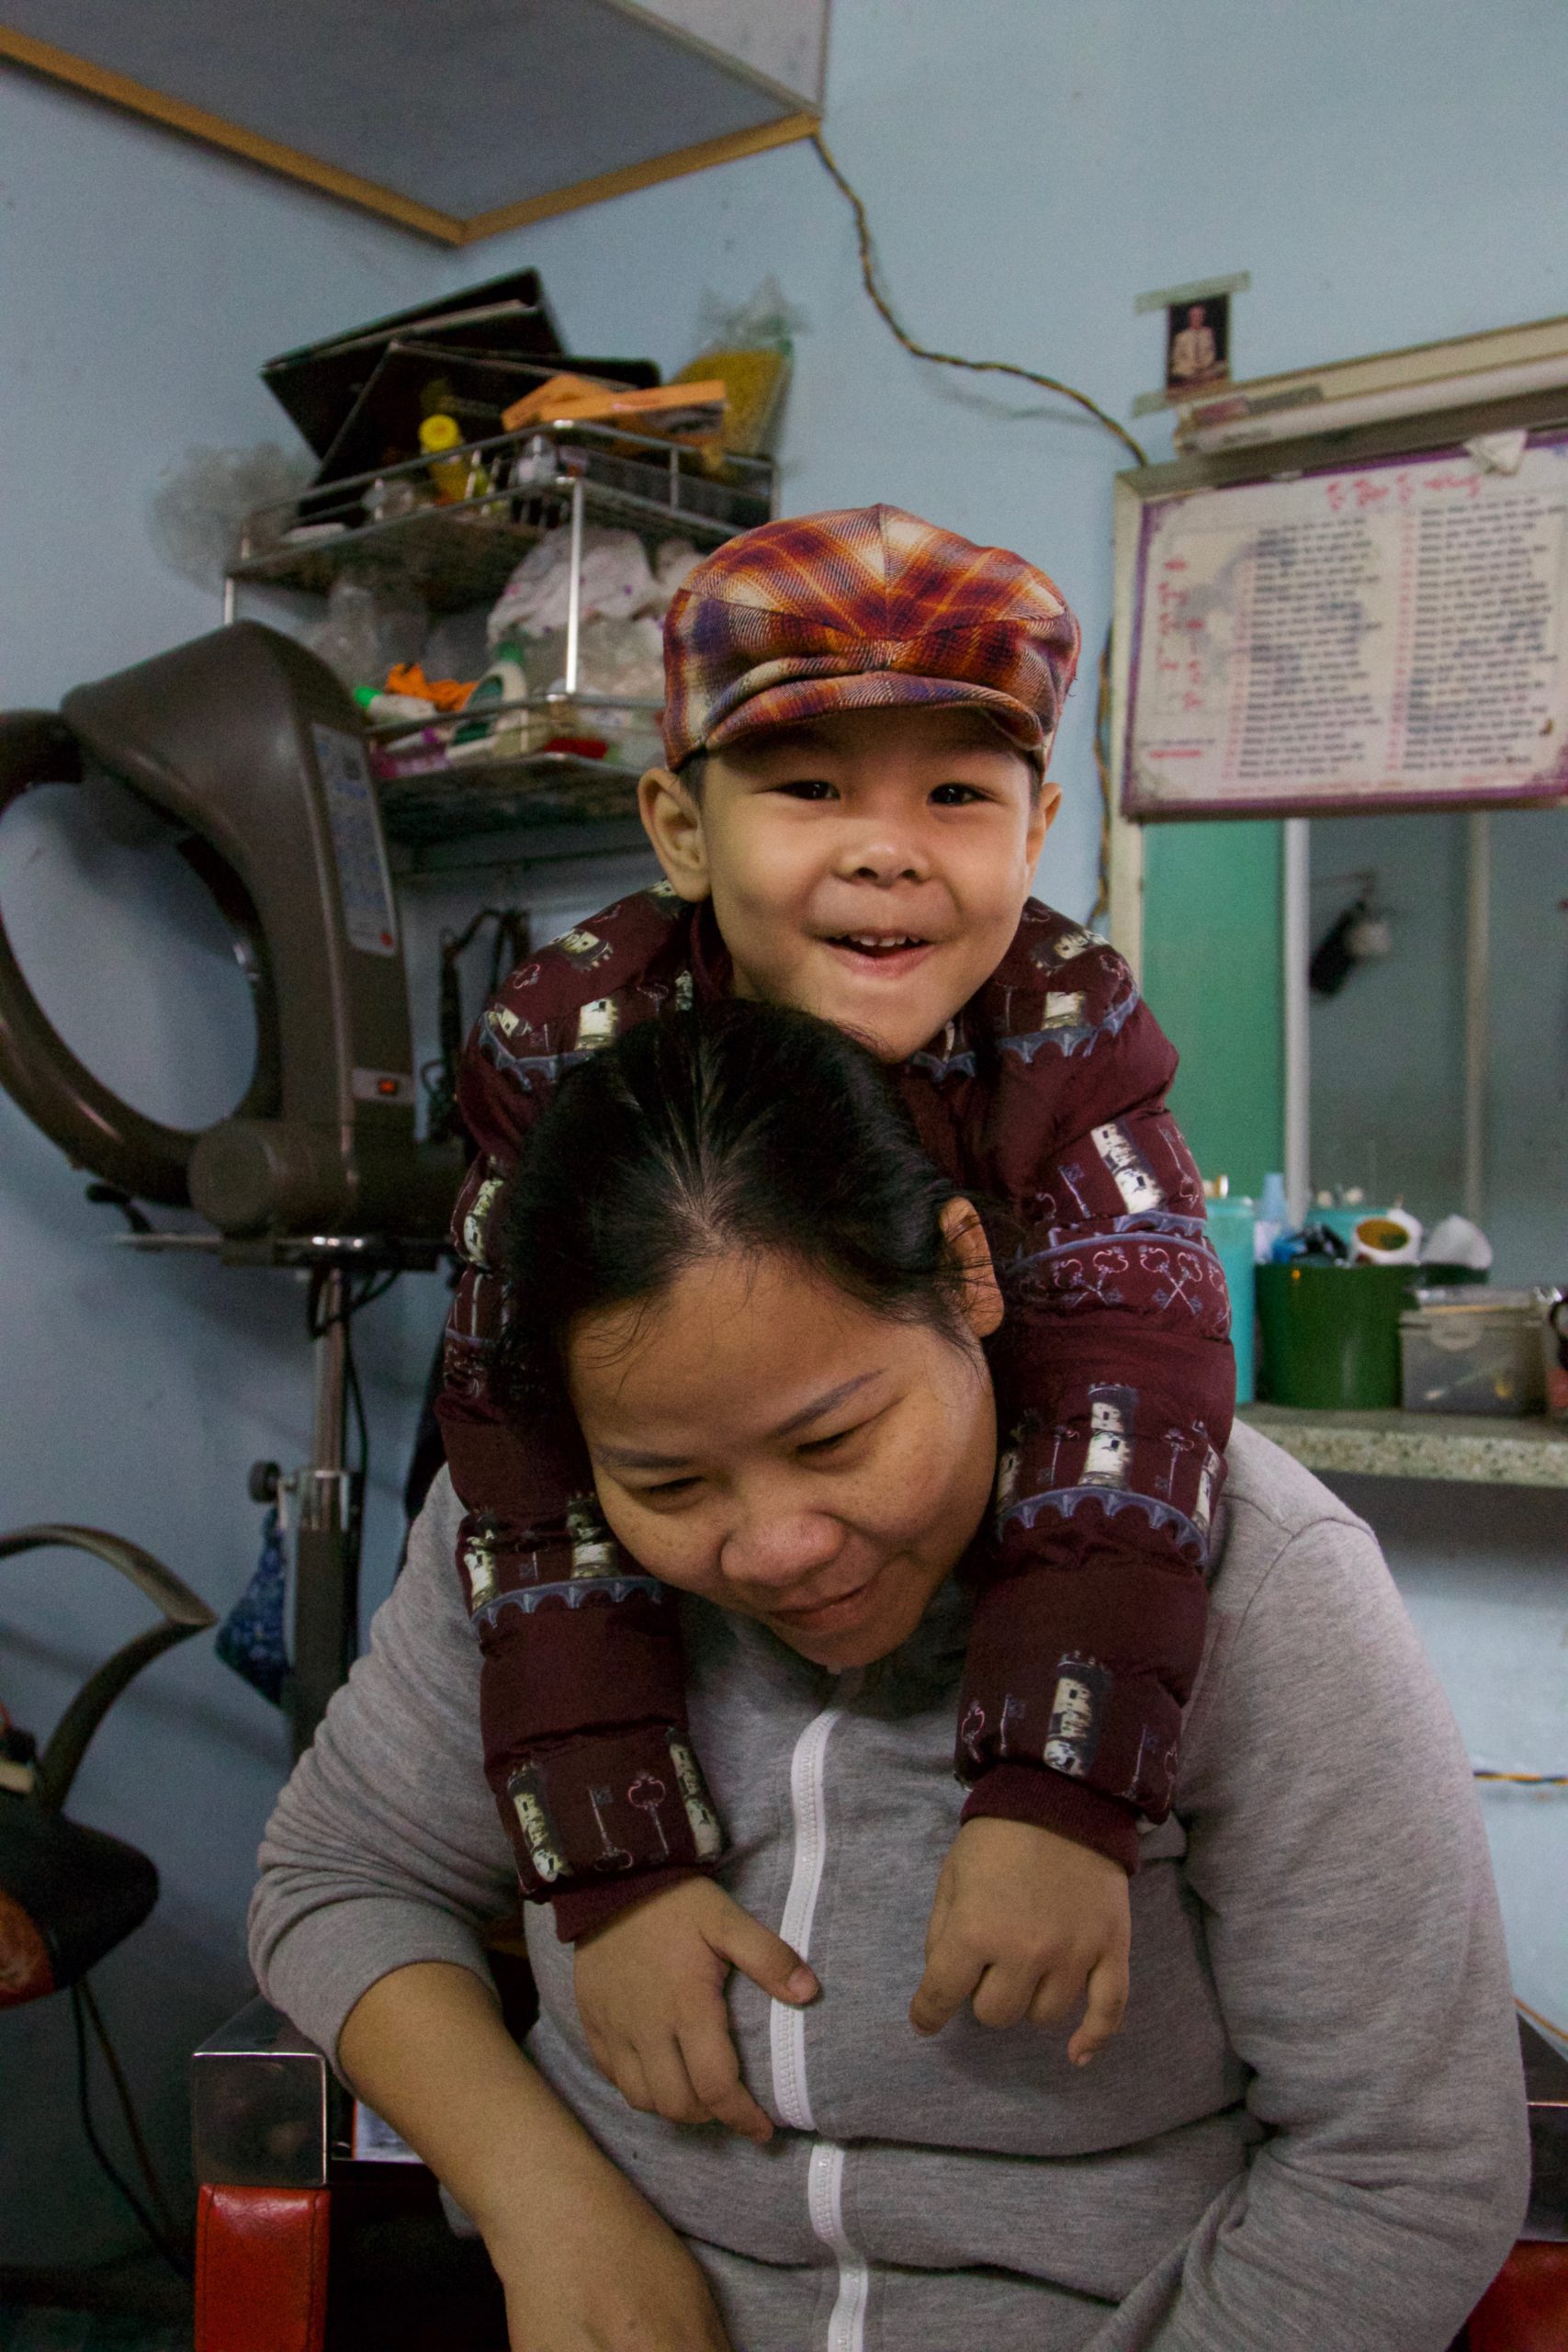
[918,908,1233,1870]
[434,891,721,1941]
[247,1470,515,2071]
[1088,1493,1529,2351]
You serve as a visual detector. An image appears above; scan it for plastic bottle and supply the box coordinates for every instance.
[352,685,436,724]
[1255,1171,1292,1266]
[420,413,491,504]
[1205,1181,1258,1405]
[510,432,558,488]
[449,642,531,764]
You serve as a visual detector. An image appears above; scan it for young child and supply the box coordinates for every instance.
[436,504,1233,2137]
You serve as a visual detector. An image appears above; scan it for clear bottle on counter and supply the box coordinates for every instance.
[1254,1170,1292,1265]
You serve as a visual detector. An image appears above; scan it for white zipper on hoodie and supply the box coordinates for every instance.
[809,2140,872,2352]
[770,1679,870,2352]
[771,1696,841,2132]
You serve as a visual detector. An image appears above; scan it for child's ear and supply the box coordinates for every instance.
[940,1197,1005,1341]
[1025,777,1062,870]
[637,766,711,902]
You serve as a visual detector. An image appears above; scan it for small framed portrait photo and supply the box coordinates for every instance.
[1165,292,1230,398]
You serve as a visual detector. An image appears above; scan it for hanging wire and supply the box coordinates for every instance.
[807,128,1146,924]
[78,1977,185,2250]
[810,129,1149,469]
[71,1981,189,2279]
[306,1265,401,1498]
[423,907,530,1144]
[1091,630,1115,924]
[342,1313,369,1489]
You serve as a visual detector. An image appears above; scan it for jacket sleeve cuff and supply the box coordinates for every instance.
[548,1863,710,1944]
[960,1763,1142,1873]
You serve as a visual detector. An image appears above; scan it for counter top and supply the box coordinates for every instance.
[1239,1403,1568,1488]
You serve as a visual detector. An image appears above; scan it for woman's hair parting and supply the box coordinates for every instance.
[493,1000,978,1411]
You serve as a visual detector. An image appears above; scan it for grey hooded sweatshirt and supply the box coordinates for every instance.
[250,1426,1529,2351]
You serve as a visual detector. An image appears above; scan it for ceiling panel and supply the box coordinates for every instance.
[626,0,827,105]
[0,0,823,239]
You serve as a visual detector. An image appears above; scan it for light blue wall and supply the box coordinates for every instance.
[4,0,1568,2270]
[0,71,456,2267]
[457,0,1568,2038]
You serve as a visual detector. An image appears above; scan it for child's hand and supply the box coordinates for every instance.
[909,1815,1131,2064]
[573,1877,818,2144]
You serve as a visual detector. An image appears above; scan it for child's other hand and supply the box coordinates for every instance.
[908,1815,1130,2065]
[573,1877,818,2144]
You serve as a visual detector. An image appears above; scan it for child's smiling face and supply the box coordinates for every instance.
[637,704,1058,1061]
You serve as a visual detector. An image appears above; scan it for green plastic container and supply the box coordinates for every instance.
[1256,1262,1417,1409]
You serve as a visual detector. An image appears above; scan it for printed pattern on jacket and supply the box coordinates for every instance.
[435,890,1235,1934]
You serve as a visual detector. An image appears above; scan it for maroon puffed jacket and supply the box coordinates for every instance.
[436,887,1235,1940]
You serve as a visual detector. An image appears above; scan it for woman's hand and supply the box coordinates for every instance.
[574,1876,818,2143]
[338,1961,735,2350]
[908,1815,1131,2064]
[490,2133,733,2351]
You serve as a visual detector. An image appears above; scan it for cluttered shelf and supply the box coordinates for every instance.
[230,430,777,854]
[228,417,775,615]
[1239,1402,1568,1488]
[230,428,770,853]
[220,273,790,859]
[378,734,647,860]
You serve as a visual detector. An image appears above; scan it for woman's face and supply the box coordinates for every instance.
[565,1213,1001,1670]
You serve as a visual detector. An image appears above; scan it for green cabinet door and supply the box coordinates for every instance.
[1139,819,1285,1198]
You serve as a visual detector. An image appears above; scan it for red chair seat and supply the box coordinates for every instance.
[1469,2241,1568,2351]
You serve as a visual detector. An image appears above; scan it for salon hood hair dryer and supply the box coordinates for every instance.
[0,625,465,1757]
[0,620,459,1236]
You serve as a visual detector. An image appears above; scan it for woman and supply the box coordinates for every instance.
[251,1004,1528,2352]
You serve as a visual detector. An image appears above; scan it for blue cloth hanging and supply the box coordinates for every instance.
[215,1506,288,1707]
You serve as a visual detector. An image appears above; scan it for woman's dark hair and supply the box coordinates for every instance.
[493,1001,981,1412]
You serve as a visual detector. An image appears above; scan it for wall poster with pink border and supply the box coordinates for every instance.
[1122,432,1568,817]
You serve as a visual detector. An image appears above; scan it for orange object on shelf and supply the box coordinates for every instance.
[501,373,728,441]
[385,662,476,712]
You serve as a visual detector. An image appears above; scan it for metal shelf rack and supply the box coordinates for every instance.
[227,418,777,857]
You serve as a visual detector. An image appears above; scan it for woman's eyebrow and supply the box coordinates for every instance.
[594,1374,884,1471]
[771,1372,882,1440]
[593,1442,695,1470]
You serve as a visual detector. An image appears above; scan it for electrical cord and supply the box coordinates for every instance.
[810,129,1149,469]
[423,906,530,1144]
[807,130,1145,924]
[70,1980,189,2280]
[343,1316,369,1491]
[78,1978,184,2249]
[305,1262,404,1502]
[1091,630,1115,924]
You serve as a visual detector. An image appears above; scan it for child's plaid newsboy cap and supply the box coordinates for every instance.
[660,503,1080,770]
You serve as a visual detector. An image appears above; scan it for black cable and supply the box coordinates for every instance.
[70,1983,190,2279]
[810,128,1149,469]
[1091,628,1115,925]
[303,1262,403,1501]
[78,1977,184,2248]
[342,1311,369,1487]
[425,906,529,1143]
[349,1267,401,1315]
